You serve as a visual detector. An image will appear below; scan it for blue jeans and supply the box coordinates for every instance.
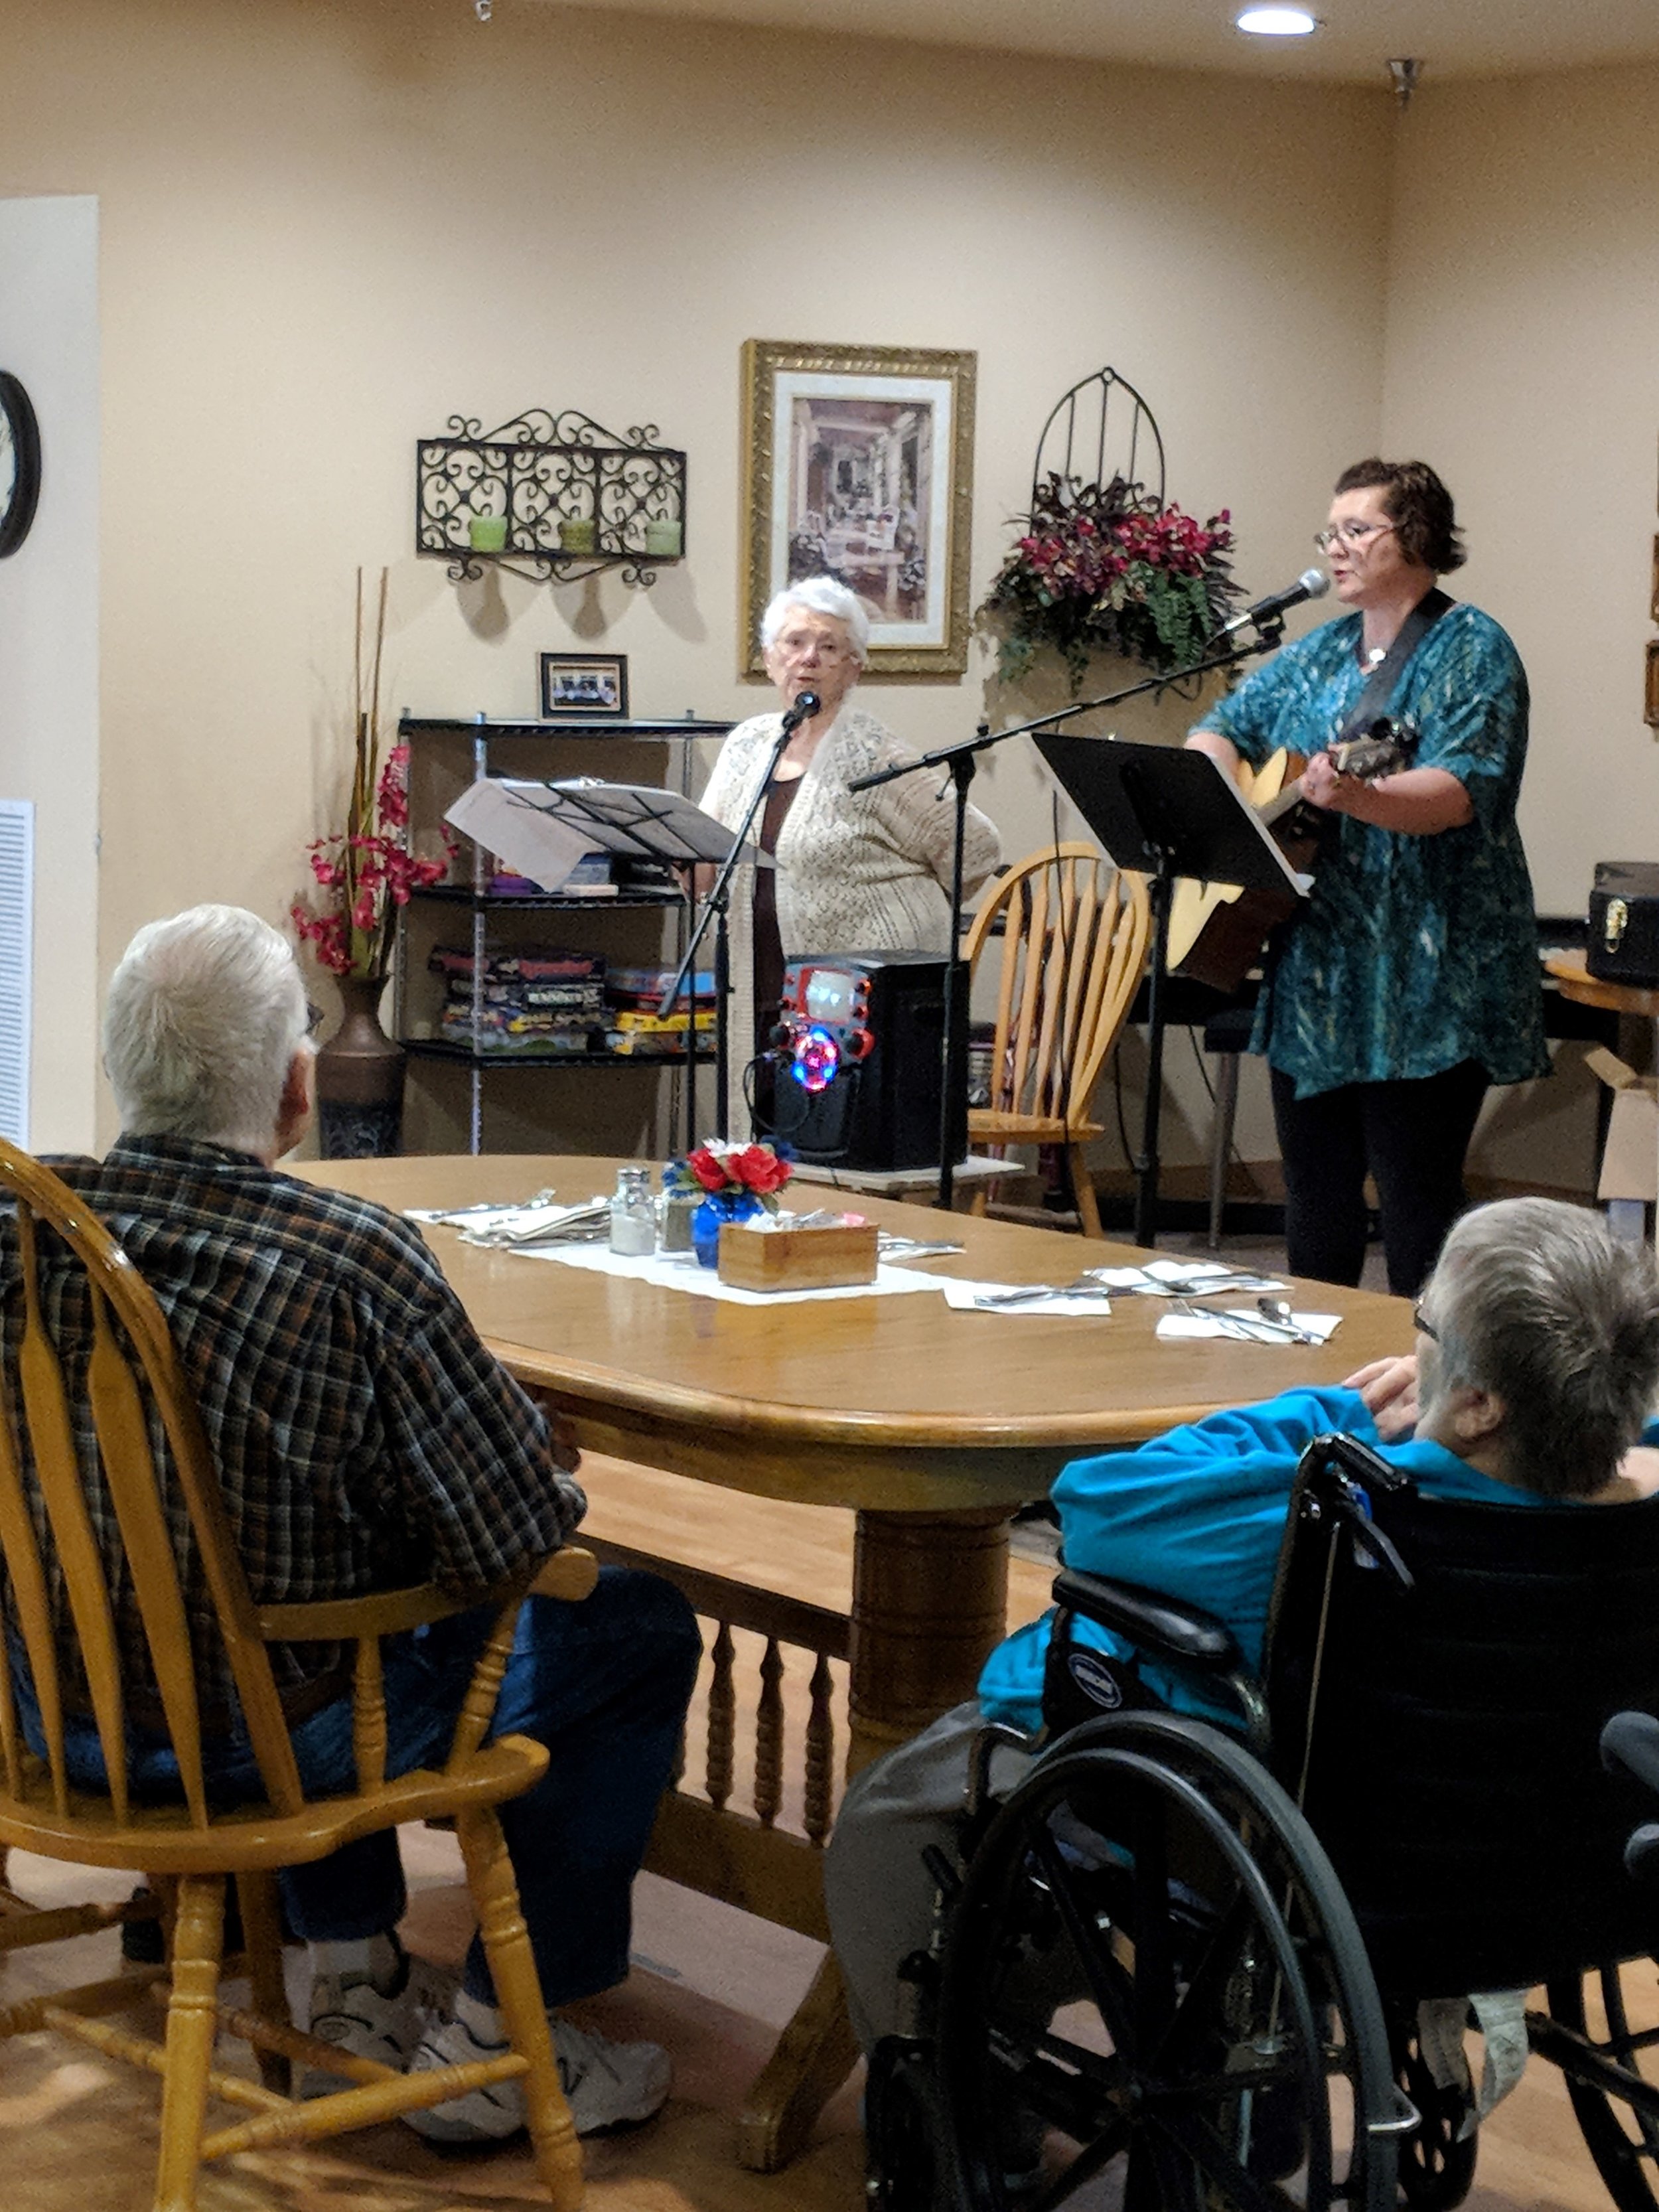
[25,1566,700,2008]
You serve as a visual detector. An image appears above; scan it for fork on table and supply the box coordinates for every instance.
[971,1278,1116,1308]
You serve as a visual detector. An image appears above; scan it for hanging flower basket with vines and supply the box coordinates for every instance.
[981,472,1241,688]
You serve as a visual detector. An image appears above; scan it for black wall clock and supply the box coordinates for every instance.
[0,372,42,559]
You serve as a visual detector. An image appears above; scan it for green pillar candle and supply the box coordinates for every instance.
[559,518,597,554]
[469,514,508,553]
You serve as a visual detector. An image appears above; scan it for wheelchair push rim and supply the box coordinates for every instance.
[934,1710,1398,2212]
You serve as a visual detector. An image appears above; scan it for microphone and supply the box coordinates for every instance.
[1215,568,1331,638]
[780,689,821,735]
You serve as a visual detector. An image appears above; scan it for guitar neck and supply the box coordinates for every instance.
[1254,731,1406,828]
[1258,776,1307,830]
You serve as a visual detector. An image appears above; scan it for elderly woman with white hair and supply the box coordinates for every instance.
[699,576,1001,1101]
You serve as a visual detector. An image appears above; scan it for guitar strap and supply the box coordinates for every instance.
[1336,586,1453,745]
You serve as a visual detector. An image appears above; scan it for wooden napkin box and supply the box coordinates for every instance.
[717,1218,879,1292]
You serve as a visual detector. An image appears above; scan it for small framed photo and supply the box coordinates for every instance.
[1646,638,1659,729]
[539,652,629,721]
[1650,534,1659,625]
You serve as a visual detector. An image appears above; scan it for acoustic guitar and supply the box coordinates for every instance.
[1166,722,1416,994]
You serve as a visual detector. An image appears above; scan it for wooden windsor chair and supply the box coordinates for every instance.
[962,844,1151,1238]
[0,1136,595,2212]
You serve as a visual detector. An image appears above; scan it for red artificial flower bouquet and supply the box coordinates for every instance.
[681,1140,794,1212]
[291,570,453,984]
[981,471,1240,688]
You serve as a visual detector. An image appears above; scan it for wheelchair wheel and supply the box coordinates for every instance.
[866,2036,946,2212]
[1393,2023,1478,2212]
[1548,1962,1659,2212]
[934,1711,1398,2212]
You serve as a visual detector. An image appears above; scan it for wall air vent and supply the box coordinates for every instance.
[0,800,34,1146]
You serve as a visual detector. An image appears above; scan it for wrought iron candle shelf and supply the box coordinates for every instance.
[416,409,687,587]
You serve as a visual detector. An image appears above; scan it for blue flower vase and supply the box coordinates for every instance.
[691,1188,763,1268]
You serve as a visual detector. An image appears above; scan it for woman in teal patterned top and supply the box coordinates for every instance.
[1187,459,1547,1295]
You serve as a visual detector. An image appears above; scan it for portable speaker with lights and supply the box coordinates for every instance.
[768,950,966,1171]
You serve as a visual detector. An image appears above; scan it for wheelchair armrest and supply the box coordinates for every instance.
[1050,1569,1242,1671]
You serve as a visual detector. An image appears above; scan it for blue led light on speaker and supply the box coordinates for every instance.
[791,1025,841,1094]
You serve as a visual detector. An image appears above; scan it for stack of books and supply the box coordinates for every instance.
[603,964,717,1057]
[430,946,607,1054]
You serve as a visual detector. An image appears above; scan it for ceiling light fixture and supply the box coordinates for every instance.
[1236,8,1319,35]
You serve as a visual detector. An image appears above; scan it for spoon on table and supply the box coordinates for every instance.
[1256,1297,1323,1343]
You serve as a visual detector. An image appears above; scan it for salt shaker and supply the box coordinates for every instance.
[609,1165,657,1256]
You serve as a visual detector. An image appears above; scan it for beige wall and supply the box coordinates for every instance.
[0,194,100,1152]
[1383,64,1659,917]
[15,3,1640,1190]
[2,0,1389,1155]
[1381,64,1659,1192]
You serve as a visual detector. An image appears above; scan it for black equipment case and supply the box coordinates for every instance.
[1587,861,1659,989]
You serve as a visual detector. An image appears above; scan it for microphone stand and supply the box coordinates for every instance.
[660,694,816,1145]
[847,627,1287,1218]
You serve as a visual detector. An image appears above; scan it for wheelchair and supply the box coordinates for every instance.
[863,1431,1659,2211]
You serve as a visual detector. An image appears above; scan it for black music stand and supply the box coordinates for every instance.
[1035,734,1309,1247]
[445,775,761,1150]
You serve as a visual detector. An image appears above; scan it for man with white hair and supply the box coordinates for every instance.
[6,904,701,2145]
[825,1196,1659,2053]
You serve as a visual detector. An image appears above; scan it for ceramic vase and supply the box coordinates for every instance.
[690,1187,763,1268]
[315,975,406,1159]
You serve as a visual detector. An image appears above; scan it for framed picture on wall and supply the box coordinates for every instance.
[1646,638,1659,729]
[739,338,976,678]
[539,652,629,720]
[1650,534,1659,625]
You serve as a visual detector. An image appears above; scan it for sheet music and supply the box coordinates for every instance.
[445,776,757,891]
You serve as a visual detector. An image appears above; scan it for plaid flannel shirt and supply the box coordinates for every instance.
[0,1134,585,1728]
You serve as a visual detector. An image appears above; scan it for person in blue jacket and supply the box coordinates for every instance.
[825,1197,1659,2051]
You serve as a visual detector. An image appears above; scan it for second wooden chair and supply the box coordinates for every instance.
[963,843,1151,1238]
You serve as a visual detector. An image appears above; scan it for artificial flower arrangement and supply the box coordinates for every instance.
[981,471,1241,689]
[291,569,453,984]
[669,1140,795,1213]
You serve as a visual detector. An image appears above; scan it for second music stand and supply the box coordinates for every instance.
[1035,733,1309,1246]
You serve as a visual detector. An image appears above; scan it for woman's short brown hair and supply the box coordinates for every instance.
[1333,458,1466,573]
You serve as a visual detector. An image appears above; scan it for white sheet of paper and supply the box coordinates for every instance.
[445,778,593,892]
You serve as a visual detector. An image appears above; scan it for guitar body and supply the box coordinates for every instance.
[1167,750,1301,993]
[1165,723,1415,994]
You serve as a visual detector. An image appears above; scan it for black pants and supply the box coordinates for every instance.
[1269,1060,1490,1297]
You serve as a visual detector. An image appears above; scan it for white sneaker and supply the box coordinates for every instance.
[405,2008,672,2143]
[301,1949,458,2099]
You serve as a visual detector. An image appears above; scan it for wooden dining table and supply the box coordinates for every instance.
[303,1153,1409,2166]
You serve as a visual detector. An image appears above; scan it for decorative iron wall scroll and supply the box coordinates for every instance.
[416,409,687,587]
[1031,366,1165,517]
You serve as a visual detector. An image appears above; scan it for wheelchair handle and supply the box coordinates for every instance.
[1603,1709,1659,1796]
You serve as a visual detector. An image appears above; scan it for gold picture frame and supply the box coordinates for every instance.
[740,338,976,678]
